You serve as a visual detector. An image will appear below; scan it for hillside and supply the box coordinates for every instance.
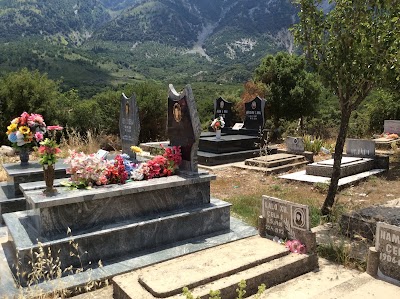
[0,0,301,95]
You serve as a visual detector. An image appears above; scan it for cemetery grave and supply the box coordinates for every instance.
[232,137,312,174]
[373,120,400,152]
[0,85,258,297]
[280,138,388,187]
[197,96,267,166]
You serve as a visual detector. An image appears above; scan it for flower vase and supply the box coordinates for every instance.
[43,164,57,196]
[19,148,30,166]
[215,129,222,140]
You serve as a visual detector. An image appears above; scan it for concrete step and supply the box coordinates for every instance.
[4,198,231,279]
[234,160,309,175]
[112,236,318,299]
[245,154,306,168]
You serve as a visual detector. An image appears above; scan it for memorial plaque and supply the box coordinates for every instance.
[384,120,400,135]
[262,196,310,240]
[119,93,140,160]
[286,137,305,153]
[167,84,202,173]
[214,97,233,127]
[244,96,266,130]
[346,138,375,157]
[375,222,400,281]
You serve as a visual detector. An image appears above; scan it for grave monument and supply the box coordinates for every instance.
[119,93,140,160]
[281,138,388,187]
[214,97,233,128]
[367,222,400,283]
[259,195,316,253]
[0,85,256,296]
[244,96,266,132]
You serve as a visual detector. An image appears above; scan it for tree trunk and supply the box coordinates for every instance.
[321,108,352,216]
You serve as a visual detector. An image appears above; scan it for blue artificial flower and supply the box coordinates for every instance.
[8,132,18,143]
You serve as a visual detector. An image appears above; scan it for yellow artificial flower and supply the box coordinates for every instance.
[7,123,17,131]
[131,146,143,154]
[11,117,19,124]
[19,126,30,134]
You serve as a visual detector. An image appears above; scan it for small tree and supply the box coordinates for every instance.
[292,0,400,215]
[254,52,321,132]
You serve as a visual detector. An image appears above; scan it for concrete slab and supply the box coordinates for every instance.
[250,153,297,162]
[252,258,360,299]
[279,169,386,187]
[113,236,318,299]
[138,237,289,297]
[316,157,364,166]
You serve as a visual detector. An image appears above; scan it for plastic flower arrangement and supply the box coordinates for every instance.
[6,112,46,148]
[131,145,182,181]
[105,155,129,184]
[285,239,306,254]
[64,150,110,188]
[210,116,225,131]
[37,125,63,165]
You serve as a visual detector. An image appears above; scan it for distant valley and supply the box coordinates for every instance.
[0,0,305,96]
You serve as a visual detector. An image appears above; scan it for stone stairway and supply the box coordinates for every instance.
[233,153,309,174]
[112,236,318,299]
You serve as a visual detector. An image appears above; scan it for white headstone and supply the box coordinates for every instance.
[375,222,400,281]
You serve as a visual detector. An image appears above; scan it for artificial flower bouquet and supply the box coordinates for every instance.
[373,132,399,140]
[6,112,46,148]
[37,125,63,165]
[131,145,182,181]
[210,116,225,131]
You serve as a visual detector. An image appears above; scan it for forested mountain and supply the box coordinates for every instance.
[0,0,303,95]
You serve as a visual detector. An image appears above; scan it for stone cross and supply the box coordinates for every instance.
[119,93,140,160]
[167,84,201,173]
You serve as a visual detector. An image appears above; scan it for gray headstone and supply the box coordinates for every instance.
[346,138,375,157]
[262,196,310,240]
[167,84,202,173]
[375,222,400,281]
[286,137,305,153]
[214,97,233,127]
[244,96,266,131]
[119,93,140,160]
[384,120,400,135]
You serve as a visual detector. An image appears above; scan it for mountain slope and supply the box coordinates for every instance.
[0,0,111,44]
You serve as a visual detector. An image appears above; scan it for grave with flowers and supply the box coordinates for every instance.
[0,112,69,222]
[0,85,257,296]
[196,96,267,166]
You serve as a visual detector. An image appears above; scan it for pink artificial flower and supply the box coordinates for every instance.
[20,112,29,125]
[35,132,44,142]
[47,125,63,131]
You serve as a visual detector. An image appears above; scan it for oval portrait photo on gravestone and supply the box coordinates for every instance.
[292,207,306,230]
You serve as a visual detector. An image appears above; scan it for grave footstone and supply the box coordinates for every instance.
[119,93,140,160]
[167,84,202,173]
[260,196,315,253]
[346,138,375,157]
[286,137,305,153]
[375,222,400,281]
[214,97,233,128]
[244,96,266,131]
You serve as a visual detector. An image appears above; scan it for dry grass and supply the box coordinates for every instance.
[210,153,400,227]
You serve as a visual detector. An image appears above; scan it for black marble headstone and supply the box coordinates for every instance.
[119,93,140,160]
[214,97,233,128]
[244,96,266,131]
[167,84,201,173]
